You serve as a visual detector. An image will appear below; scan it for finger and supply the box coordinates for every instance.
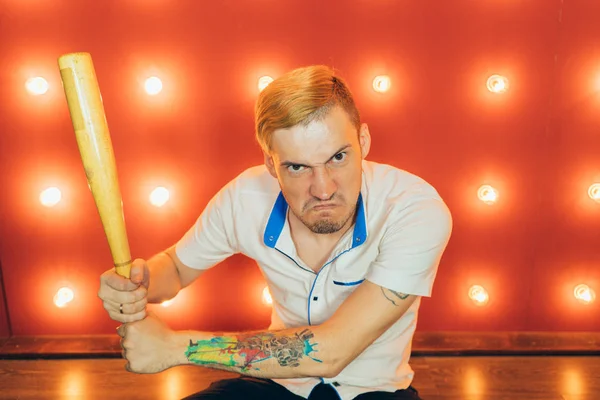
[116,324,126,338]
[102,269,140,292]
[98,278,141,305]
[105,296,148,315]
[129,259,147,285]
[108,310,128,324]
[109,308,147,323]
[142,262,150,289]
[100,285,147,306]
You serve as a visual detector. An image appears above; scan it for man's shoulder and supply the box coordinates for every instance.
[362,160,443,201]
[363,160,452,229]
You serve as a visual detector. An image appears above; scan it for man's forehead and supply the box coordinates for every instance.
[271,125,352,162]
[273,116,354,152]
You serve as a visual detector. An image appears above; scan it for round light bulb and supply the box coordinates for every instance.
[588,183,600,203]
[54,287,74,308]
[477,185,498,205]
[486,75,509,93]
[40,187,61,207]
[144,76,163,95]
[468,285,489,306]
[574,284,596,305]
[25,77,49,95]
[149,187,169,207]
[258,76,273,92]
[262,286,273,305]
[372,75,391,93]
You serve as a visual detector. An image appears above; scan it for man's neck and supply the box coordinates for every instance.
[288,210,355,248]
[287,211,355,272]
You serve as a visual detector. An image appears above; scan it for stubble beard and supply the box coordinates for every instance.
[294,206,356,234]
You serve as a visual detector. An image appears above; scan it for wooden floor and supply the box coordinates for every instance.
[1,356,599,399]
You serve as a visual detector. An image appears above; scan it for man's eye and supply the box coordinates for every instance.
[288,165,305,173]
[333,152,346,162]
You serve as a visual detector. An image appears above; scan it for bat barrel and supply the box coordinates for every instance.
[58,52,132,278]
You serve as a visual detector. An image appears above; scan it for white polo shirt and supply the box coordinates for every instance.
[175,159,452,400]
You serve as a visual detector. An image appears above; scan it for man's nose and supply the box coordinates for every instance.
[310,168,337,200]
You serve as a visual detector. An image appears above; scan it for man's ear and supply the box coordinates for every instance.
[264,151,278,178]
[358,123,371,159]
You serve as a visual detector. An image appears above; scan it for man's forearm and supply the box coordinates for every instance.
[146,250,182,303]
[170,325,338,379]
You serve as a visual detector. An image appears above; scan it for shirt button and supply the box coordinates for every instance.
[269,236,274,241]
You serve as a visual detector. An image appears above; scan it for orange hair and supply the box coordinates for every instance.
[254,65,361,153]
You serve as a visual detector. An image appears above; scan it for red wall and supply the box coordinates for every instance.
[0,0,598,336]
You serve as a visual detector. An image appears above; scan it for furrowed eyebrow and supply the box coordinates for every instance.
[279,144,351,167]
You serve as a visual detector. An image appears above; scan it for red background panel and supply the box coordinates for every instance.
[0,0,598,336]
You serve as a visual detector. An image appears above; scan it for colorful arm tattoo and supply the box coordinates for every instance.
[184,328,323,372]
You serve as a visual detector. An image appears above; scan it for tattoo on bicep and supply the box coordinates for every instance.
[381,287,410,306]
[184,328,323,371]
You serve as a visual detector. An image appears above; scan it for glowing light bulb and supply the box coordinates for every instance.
[54,287,74,308]
[40,187,61,207]
[588,183,600,203]
[258,76,273,92]
[262,286,272,305]
[372,75,391,93]
[144,76,163,95]
[468,285,489,306]
[149,187,169,207]
[477,185,498,205]
[574,284,596,305]
[486,75,508,93]
[25,77,49,95]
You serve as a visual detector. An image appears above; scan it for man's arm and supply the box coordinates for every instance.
[167,279,416,379]
[122,195,451,376]
[147,175,240,304]
[146,245,205,304]
[162,197,452,378]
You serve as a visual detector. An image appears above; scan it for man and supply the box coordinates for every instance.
[98,65,452,400]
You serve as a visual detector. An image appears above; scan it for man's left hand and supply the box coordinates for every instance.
[117,311,182,373]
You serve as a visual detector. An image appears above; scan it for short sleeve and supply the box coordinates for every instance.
[365,197,452,297]
[175,181,240,270]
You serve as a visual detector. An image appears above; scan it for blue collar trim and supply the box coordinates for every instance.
[263,193,367,248]
[263,192,288,248]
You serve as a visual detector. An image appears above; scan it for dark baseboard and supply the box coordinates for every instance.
[1,331,599,359]
[0,335,121,359]
[410,331,600,356]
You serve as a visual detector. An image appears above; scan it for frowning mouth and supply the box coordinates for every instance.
[312,203,338,210]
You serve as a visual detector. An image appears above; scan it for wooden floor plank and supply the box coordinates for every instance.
[0,356,599,399]
[414,356,600,399]
[2,332,600,357]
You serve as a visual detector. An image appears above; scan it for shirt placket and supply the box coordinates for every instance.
[307,232,355,325]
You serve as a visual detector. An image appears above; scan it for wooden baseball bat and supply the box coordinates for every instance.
[58,52,132,278]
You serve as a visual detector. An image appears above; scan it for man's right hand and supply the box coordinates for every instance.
[98,258,150,323]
